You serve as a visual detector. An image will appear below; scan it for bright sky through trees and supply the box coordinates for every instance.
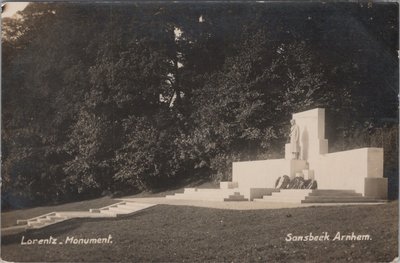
[2,2,29,18]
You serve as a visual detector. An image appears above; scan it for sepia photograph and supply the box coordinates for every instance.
[1,1,398,262]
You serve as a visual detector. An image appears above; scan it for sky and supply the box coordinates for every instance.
[2,2,29,18]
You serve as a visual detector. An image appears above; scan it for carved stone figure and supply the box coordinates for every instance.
[289,119,300,159]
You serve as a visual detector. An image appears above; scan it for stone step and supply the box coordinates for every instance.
[169,192,224,198]
[176,193,238,199]
[37,218,56,224]
[224,197,248,201]
[166,194,225,201]
[312,189,357,194]
[85,208,115,217]
[166,188,243,202]
[278,189,313,193]
[107,205,138,211]
[302,198,386,203]
[27,220,46,226]
[256,188,380,204]
[14,203,156,231]
[185,189,239,195]
[279,189,314,193]
[105,207,133,214]
[43,215,65,220]
[253,198,302,203]
[263,196,305,202]
[28,222,46,228]
[89,202,154,214]
[106,207,146,214]
[58,211,112,217]
[270,193,311,197]
[270,192,311,198]
[168,191,239,199]
[47,215,67,220]
[308,192,362,197]
[30,218,68,229]
[27,217,61,225]
[223,193,248,201]
[27,216,49,222]
[262,197,304,203]
[97,210,118,217]
[273,190,312,194]
[167,191,237,201]
[16,219,28,225]
[102,204,136,210]
[305,196,369,200]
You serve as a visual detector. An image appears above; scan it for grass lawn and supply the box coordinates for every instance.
[1,201,398,262]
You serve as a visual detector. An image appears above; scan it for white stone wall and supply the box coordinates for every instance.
[314,147,384,196]
[232,159,286,189]
[232,159,307,189]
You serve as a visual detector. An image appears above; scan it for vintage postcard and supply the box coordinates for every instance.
[1,1,398,262]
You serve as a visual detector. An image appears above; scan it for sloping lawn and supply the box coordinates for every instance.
[1,201,397,262]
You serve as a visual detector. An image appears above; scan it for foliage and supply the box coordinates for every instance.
[114,115,185,190]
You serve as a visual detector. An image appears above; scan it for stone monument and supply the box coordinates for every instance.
[167,108,388,203]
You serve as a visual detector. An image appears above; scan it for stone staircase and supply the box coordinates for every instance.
[3,201,156,233]
[302,190,385,203]
[19,212,69,229]
[89,201,155,215]
[254,189,387,204]
[166,188,248,201]
[254,189,312,203]
[224,192,248,201]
